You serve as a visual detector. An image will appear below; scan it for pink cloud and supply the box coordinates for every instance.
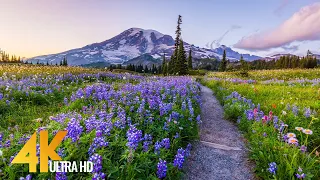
[234,2,320,51]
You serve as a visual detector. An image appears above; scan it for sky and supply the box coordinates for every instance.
[0,0,320,58]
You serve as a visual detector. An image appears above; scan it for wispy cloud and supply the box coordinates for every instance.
[274,0,291,16]
[234,2,320,51]
[282,44,299,52]
[206,25,241,49]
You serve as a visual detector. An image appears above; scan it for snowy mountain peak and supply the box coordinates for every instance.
[27,27,262,65]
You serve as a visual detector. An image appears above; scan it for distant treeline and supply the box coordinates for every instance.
[24,57,68,66]
[248,54,318,70]
[196,50,319,72]
[0,50,22,63]
[109,64,162,74]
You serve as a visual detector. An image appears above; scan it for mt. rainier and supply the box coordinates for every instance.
[28,28,262,65]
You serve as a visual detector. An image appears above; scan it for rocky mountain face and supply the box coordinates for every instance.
[27,28,263,66]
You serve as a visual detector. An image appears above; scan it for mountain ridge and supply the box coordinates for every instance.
[26,28,286,66]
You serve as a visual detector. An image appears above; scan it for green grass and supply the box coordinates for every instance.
[207,68,320,80]
[203,69,320,179]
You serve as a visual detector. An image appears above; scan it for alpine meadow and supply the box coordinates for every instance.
[1,1,320,180]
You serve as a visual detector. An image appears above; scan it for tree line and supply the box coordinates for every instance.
[109,63,162,74]
[0,50,22,63]
[248,53,318,70]
[24,57,68,66]
[217,50,319,72]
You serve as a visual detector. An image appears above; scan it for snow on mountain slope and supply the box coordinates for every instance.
[27,28,262,65]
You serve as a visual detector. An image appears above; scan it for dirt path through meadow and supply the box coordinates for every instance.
[183,85,255,180]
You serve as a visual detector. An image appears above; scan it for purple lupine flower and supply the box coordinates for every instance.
[161,138,170,149]
[196,115,201,124]
[246,110,254,120]
[181,101,186,111]
[185,143,192,157]
[58,148,65,158]
[296,173,306,179]
[304,107,311,118]
[268,162,277,175]
[174,132,180,139]
[163,122,169,131]
[286,103,290,110]
[89,154,105,179]
[25,174,32,180]
[66,118,83,143]
[154,141,162,155]
[55,166,67,180]
[143,134,152,141]
[143,141,152,152]
[273,116,278,124]
[157,159,167,179]
[173,148,185,169]
[292,105,299,116]
[126,125,143,150]
[263,132,267,137]
[4,140,10,148]
[300,145,307,153]
[114,106,126,129]
[88,136,109,155]
[63,97,68,105]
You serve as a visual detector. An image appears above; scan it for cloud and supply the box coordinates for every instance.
[282,44,299,52]
[206,25,241,49]
[274,0,291,16]
[234,2,320,51]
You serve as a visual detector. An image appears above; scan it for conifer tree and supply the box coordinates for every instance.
[177,39,187,75]
[219,49,227,72]
[188,49,192,69]
[162,53,167,76]
[169,15,182,75]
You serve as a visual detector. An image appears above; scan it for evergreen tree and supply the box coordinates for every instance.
[144,65,149,73]
[219,49,227,72]
[239,55,249,76]
[170,15,182,75]
[177,39,187,75]
[162,53,167,76]
[46,61,49,66]
[188,49,192,69]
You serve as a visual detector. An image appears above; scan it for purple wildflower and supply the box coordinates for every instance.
[300,145,307,153]
[173,148,185,169]
[157,159,167,179]
[161,138,170,149]
[126,125,143,150]
[296,173,306,179]
[268,162,277,175]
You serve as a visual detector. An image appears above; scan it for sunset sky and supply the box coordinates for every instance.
[0,0,319,58]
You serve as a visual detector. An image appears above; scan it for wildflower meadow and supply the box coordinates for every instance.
[0,64,201,179]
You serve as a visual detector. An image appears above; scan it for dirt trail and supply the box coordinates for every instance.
[183,85,255,180]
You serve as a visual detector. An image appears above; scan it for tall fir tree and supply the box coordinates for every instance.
[188,49,192,69]
[169,15,182,75]
[177,39,188,75]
